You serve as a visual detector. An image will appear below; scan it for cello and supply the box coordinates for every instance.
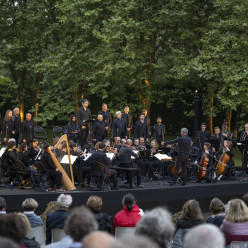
[197,151,209,180]
[216,141,232,176]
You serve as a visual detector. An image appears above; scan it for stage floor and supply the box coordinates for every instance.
[1,178,248,216]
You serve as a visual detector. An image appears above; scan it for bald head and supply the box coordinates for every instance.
[126,139,132,147]
[83,231,114,248]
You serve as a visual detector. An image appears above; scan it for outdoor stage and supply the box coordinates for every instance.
[1,179,248,216]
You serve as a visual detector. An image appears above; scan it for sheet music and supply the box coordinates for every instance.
[154,153,172,161]
[106,153,115,160]
[0,148,6,158]
[60,155,78,164]
[84,153,92,161]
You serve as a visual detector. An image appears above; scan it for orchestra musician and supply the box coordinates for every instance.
[194,142,214,184]
[194,123,211,152]
[240,123,248,172]
[64,115,80,143]
[211,126,222,153]
[28,139,41,164]
[118,139,145,188]
[215,139,234,181]
[99,103,112,137]
[113,137,122,152]
[21,113,35,146]
[2,110,16,144]
[163,128,191,186]
[142,109,151,136]
[92,114,106,142]
[135,113,149,141]
[40,142,64,192]
[153,116,165,146]
[113,111,127,139]
[77,99,91,147]
[122,106,133,138]
[13,108,21,144]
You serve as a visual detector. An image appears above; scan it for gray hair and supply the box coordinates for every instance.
[109,235,159,248]
[181,128,188,135]
[57,194,72,208]
[135,207,175,247]
[13,108,19,113]
[116,111,122,115]
[126,139,132,145]
[183,224,225,248]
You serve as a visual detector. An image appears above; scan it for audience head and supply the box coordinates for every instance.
[86,195,103,211]
[184,224,225,248]
[122,193,136,211]
[181,199,202,221]
[110,235,159,248]
[135,207,175,248]
[83,231,114,248]
[209,198,224,215]
[7,139,16,149]
[242,193,248,207]
[16,213,31,235]
[225,199,248,223]
[22,198,39,212]
[57,194,73,209]
[0,237,19,248]
[65,206,98,242]
[0,197,6,211]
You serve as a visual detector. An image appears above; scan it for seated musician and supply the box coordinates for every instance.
[113,137,122,152]
[240,123,248,172]
[211,126,222,154]
[64,115,80,143]
[40,142,64,192]
[17,143,41,188]
[133,138,139,149]
[28,139,41,164]
[145,139,161,180]
[3,139,17,179]
[121,138,127,146]
[90,142,118,189]
[215,139,234,181]
[118,139,144,188]
[194,142,214,183]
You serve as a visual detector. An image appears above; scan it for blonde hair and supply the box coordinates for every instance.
[225,199,248,223]
[22,198,38,211]
[86,195,103,211]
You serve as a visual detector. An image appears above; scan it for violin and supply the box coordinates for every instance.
[105,146,116,153]
[197,150,209,180]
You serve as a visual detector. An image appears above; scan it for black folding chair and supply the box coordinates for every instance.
[35,161,50,187]
[34,126,48,142]
[53,126,64,138]
[16,160,33,188]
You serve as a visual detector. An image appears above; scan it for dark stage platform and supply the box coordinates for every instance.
[1,179,248,216]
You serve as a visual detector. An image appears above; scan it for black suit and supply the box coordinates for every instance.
[195,130,211,150]
[211,133,222,152]
[99,111,112,128]
[122,113,133,137]
[77,107,91,146]
[14,115,21,143]
[90,150,117,188]
[154,124,165,144]
[46,209,68,244]
[21,120,35,146]
[92,121,106,142]
[112,118,127,138]
[135,120,148,139]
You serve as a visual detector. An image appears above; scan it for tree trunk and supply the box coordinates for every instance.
[226,107,232,131]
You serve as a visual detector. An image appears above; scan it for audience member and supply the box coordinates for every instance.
[109,235,159,248]
[40,201,60,226]
[65,206,98,248]
[83,231,114,248]
[220,199,248,235]
[171,199,203,248]
[86,195,114,234]
[0,196,7,214]
[242,193,248,207]
[0,236,19,248]
[183,224,225,248]
[206,197,225,227]
[22,198,43,228]
[113,193,142,230]
[46,194,72,244]
[135,207,175,248]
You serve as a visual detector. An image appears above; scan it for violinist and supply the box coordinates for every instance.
[240,123,248,172]
[2,110,16,144]
[133,138,139,149]
[194,142,214,183]
[28,139,41,164]
[113,137,122,152]
[64,115,80,143]
[92,114,106,142]
[215,139,234,181]
[211,126,222,154]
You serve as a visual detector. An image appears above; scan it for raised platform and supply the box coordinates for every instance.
[1,179,248,216]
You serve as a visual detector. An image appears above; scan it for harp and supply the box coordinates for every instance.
[48,134,76,191]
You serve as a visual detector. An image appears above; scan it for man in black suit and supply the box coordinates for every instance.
[90,143,118,189]
[163,128,192,186]
[195,123,211,151]
[77,99,91,146]
[92,114,106,142]
[135,113,148,140]
[46,194,72,244]
[13,108,21,144]
[112,111,127,139]
[240,123,248,172]
[21,113,35,146]
[98,103,112,137]
[122,106,133,138]
[154,116,165,146]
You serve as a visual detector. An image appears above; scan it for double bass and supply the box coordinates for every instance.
[216,141,232,176]
[197,151,209,180]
